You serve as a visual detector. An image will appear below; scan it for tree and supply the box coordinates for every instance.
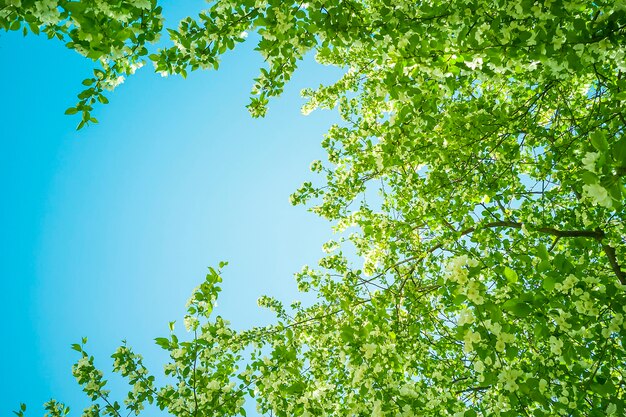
[6,0,626,415]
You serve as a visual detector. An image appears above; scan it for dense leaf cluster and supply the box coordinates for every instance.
[1,0,162,128]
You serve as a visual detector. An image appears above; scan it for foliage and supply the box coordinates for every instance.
[0,0,163,128]
[6,0,626,416]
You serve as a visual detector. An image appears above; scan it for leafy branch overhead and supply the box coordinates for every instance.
[5,0,626,416]
[1,0,164,128]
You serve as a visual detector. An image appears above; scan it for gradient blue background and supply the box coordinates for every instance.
[0,3,339,414]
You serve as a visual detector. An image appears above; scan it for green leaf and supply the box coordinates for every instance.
[581,171,599,185]
[503,299,532,317]
[511,303,532,317]
[537,260,551,273]
[453,294,467,305]
[63,2,87,13]
[542,275,557,292]
[340,325,354,342]
[504,267,518,283]
[506,345,519,360]
[534,323,549,338]
[64,107,78,115]
[537,244,549,261]
[615,91,626,101]
[154,337,170,349]
[502,298,520,310]
[590,131,609,152]
[612,137,626,167]
[590,380,616,395]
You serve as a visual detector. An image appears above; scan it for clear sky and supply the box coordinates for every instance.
[0,4,340,415]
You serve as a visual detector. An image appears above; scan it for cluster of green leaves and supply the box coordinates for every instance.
[8,0,626,416]
[1,0,163,128]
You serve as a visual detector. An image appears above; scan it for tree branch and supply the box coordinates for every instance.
[387,220,624,287]
[466,221,604,239]
[467,221,624,285]
[600,241,626,285]
[192,329,199,417]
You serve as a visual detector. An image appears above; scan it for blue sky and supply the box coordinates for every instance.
[0,5,340,415]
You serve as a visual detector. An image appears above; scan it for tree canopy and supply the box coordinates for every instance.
[5,0,626,416]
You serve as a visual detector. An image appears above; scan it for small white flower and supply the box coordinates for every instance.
[458,308,475,326]
[113,76,125,87]
[583,183,613,208]
[363,343,377,359]
[607,403,617,415]
[184,315,198,331]
[465,57,483,70]
[549,336,563,355]
[582,151,600,173]
[463,329,481,353]
[371,400,383,417]
[129,61,145,74]
[498,368,523,392]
